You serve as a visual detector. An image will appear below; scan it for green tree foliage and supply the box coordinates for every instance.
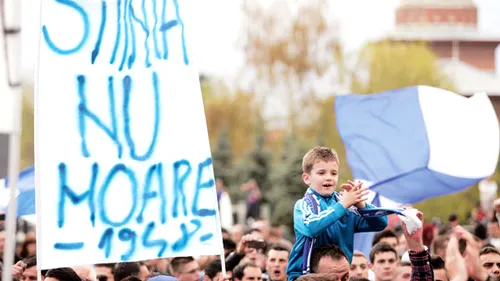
[211,127,233,187]
[201,78,259,160]
[269,134,308,227]
[352,40,454,94]
[247,130,273,198]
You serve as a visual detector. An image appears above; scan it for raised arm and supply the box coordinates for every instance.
[293,199,347,238]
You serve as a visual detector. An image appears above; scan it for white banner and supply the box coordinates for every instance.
[36,0,222,269]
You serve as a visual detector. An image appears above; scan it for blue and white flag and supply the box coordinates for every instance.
[336,86,499,259]
[335,86,499,204]
[0,166,35,217]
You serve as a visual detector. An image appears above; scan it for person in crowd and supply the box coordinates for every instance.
[233,263,262,281]
[369,243,398,281]
[372,230,399,250]
[349,251,369,279]
[449,225,498,281]
[241,179,262,223]
[113,263,142,281]
[310,244,349,281]
[286,147,388,281]
[143,259,169,276]
[479,247,500,277]
[203,259,222,281]
[226,234,262,271]
[221,228,231,240]
[223,238,237,257]
[251,220,271,241]
[488,217,500,248]
[19,233,36,259]
[430,255,447,281]
[472,201,488,224]
[231,225,246,245]
[399,209,435,281]
[432,235,449,261]
[474,223,490,247]
[216,179,234,230]
[265,245,289,281]
[95,263,115,281]
[71,265,97,281]
[45,267,82,281]
[11,256,36,281]
[241,246,266,272]
[393,261,412,281]
[448,214,459,229]
[168,257,200,281]
[295,274,338,281]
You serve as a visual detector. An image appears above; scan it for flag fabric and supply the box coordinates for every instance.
[335,86,499,204]
[0,166,35,217]
[336,86,499,258]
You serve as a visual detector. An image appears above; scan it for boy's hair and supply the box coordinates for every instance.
[310,244,348,273]
[369,242,397,263]
[372,230,398,246]
[302,147,339,174]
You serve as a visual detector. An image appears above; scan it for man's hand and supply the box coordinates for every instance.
[401,209,425,252]
[454,226,489,281]
[446,234,468,281]
[236,234,262,255]
[11,260,26,281]
[340,180,367,209]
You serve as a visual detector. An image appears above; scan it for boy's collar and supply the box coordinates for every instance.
[308,187,338,201]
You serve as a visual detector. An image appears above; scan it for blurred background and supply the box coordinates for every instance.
[11,0,500,230]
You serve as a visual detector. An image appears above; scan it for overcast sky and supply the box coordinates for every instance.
[20,0,500,82]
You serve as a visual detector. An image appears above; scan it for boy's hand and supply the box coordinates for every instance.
[339,185,368,209]
[340,180,367,208]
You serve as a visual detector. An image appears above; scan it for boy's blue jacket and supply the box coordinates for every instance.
[286,188,388,281]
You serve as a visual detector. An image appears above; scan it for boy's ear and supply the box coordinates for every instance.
[302,173,310,185]
[368,263,373,270]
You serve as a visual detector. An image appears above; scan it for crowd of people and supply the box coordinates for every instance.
[0,146,500,281]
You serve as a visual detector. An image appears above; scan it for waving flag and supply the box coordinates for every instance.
[335,86,500,259]
[335,86,499,204]
[0,166,35,217]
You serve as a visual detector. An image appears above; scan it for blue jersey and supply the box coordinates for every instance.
[286,188,388,281]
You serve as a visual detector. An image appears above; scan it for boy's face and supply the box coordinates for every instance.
[302,160,338,196]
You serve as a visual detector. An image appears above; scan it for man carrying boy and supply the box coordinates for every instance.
[286,147,388,281]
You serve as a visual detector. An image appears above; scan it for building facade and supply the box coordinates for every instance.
[388,0,500,121]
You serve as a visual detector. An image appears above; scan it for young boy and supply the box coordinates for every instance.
[286,147,388,281]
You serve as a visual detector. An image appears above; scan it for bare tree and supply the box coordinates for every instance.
[241,0,344,130]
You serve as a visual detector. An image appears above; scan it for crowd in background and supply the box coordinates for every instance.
[1,180,500,281]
